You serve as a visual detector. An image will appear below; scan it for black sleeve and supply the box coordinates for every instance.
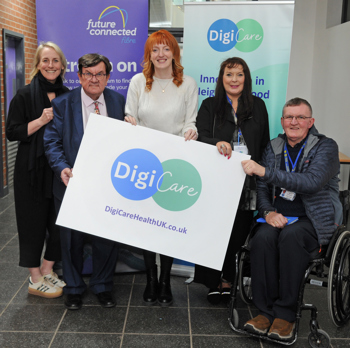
[196,98,221,145]
[6,87,32,143]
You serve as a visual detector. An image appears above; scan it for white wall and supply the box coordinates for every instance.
[287,0,350,188]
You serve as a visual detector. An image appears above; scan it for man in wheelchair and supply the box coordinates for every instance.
[241,97,342,341]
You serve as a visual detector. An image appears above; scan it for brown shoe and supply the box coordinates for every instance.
[267,318,295,341]
[244,315,271,335]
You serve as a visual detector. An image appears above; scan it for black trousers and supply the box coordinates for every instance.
[16,194,61,268]
[250,217,319,323]
[194,210,254,289]
[54,197,119,295]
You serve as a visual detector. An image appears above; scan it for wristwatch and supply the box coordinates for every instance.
[263,210,275,218]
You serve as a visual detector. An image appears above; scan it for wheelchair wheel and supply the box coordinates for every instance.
[308,329,331,348]
[327,230,350,327]
[238,249,253,305]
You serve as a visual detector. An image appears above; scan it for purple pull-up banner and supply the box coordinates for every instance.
[36,0,148,97]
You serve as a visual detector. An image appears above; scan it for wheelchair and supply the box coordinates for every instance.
[228,224,350,347]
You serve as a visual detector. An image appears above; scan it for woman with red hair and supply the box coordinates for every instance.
[125,29,198,306]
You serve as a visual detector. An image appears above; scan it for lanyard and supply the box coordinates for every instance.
[284,138,307,173]
[226,95,241,144]
[237,129,242,144]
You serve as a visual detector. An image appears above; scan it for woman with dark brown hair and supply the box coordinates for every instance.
[194,57,270,305]
[125,29,198,306]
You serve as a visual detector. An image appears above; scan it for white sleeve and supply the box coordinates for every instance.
[125,75,141,124]
[182,76,198,136]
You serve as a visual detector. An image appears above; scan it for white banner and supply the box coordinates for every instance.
[183,1,294,138]
[57,115,249,270]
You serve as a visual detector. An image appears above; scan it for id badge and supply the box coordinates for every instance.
[233,143,248,155]
[280,188,296,201]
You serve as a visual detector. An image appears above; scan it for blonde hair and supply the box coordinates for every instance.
[142,30,183,91]
[30,41,67,80]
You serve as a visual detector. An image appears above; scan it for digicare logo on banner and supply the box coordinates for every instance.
[86,5,137,43]
[110,149,202,211]
[208,19,263,52]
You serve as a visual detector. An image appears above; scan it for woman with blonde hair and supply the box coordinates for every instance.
[125,29,198,306]
[6,42,69,298]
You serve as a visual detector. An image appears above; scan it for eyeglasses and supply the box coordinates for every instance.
[81,72,107,80]
[282,115,312,122]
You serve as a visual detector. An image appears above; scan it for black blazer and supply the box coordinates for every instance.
[196,95,270,163]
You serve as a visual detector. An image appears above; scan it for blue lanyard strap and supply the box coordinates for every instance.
[226,95,237,118]
[284,138,308,173]
[238,129,242,144]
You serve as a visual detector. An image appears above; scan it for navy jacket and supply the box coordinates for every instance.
[44,86,125,201]
[257,126,342,245]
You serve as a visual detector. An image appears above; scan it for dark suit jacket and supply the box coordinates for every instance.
[44,86,125,201]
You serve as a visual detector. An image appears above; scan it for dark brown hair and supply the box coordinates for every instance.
[214,57,254,127]
[78,53,112,75]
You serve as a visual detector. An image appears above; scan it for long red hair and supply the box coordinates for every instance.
[142,30,183,91]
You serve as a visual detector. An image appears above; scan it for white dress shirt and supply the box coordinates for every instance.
[81,88,108,130]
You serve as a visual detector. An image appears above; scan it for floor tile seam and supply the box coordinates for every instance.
[131,281,185,284]
[119,273,135,348]
[186,284,193,348]
[0,330,57,333]
[189,306,231,310]
[122,333,191,337]
[0,236,18,252]
[0,276,28,317]
[128,305,189,309]
[0,262,21,264]
[0,202,15,215]
[190,333,256,337]
[0,303,240,309]
[48,331,124,335]
[52,332,194,336]
[4,303,127,307]
[48,309,68,348]
[2,303,198,308]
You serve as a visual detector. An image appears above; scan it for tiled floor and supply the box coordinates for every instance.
[0,188,349,347]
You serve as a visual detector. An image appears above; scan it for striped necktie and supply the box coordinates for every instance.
[94,101,101,115]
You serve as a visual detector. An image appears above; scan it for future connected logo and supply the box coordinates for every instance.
[111,149,202,211]
[99,6,128,27]
[86,5,137,39]
[207,18,263,52]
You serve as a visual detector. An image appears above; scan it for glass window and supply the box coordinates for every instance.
[149,0,211,30]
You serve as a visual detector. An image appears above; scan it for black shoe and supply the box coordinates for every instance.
[221,280,232,304]
[221,287,231,304]
[158,274,173,307]
[96,291,116,308]
[143,266,158,305]
[207,287,221,305]
[65,294,82,310]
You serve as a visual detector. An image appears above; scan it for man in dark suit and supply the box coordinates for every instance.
[44,53,125,310]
